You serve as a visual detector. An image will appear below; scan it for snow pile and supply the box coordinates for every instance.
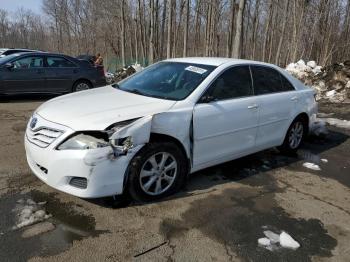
[131,63,144,72]
[286,60,350,103]
[114,63,144,82]
[258,229,300,251]
[12,198,52,229]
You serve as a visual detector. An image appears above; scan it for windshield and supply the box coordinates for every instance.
[115,62,216,100]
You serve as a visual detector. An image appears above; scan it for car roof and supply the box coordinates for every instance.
[164,57,277,67]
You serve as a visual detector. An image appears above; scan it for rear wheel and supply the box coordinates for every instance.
[279,117,307,154]
[72,80,91,92]
[127,142,187,202]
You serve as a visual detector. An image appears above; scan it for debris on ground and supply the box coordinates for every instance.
[302,162,321,171]
[258,229,300,251]
[286,60,350,103]
[12,198,52,230]
[310,118,329,137]
[22,221,55,238]
[321,159,328,163]
[105,72,115,84]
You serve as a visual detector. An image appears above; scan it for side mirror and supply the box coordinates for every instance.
[199,95,215,103]
[4,62,14,70]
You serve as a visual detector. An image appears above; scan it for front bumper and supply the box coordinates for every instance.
[24,116,142,198]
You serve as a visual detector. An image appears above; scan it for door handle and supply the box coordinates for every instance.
[291,96,298,101]
[248,104,259,109]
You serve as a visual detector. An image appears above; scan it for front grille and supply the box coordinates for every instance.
[27,127,64,148]
[69,177,87,189]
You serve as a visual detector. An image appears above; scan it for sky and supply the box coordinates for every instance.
[1,0,43,14]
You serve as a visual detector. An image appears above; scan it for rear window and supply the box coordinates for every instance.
[47,57,76,68]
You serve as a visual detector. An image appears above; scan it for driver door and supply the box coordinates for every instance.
[2,55,46,94]
[192,65,259,169]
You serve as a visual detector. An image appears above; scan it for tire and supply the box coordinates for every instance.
[278,117,307,154]
[72,80,92,92]
[127,142,187,202]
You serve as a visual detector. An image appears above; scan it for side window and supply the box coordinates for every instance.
[251,66,284,95]
[206,66,253,101]
[12,56,44,69]
[47,57,76,68]
[280,74,295,91]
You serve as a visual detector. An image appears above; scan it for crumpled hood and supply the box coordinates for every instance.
[36,86,176,130]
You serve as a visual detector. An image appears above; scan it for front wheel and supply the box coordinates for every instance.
[127,142,187,202]
[279,118,307,154]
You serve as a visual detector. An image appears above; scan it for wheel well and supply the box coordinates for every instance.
[72,79,92,90]
[295,113,309,134]
[149,133,191,172]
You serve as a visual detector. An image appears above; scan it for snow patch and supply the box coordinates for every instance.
[280,231,301,250]
[303,162,321,171]
[322,118,350,129]
[12,198,52,230]
[258,228,300,251]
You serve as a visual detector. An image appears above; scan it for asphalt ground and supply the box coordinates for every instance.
[0,95,349,262]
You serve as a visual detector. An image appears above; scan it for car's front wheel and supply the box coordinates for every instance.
[127,142,187,202]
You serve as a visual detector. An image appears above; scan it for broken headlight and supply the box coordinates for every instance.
[57,132,109,150]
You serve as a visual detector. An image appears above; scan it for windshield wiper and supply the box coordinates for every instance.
[127,89,147,96]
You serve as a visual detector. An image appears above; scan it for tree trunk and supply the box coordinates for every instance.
[231,0,245,58]
[166,0,172,58]
[121,0,126,67]
[183,0,189,57]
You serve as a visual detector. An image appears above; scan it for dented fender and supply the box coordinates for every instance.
[109,116,153,156]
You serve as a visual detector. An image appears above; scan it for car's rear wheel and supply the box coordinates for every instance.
[127,142,187,202]
[72,80,91,92]
[279,117,307,154]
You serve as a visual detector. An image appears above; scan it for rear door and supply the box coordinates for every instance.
[193,65,259,169]
[251,65,297,149]
[44,56,78,92]
[2,55,46,94]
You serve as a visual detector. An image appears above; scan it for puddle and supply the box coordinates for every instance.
[160,185,337,261]
[0,190,107,260]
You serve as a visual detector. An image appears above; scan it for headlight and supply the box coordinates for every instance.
[57,133,109,150]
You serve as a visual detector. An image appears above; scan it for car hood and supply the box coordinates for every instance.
[36,86,177,130]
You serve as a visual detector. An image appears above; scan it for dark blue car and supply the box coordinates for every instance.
[0,52,106,95]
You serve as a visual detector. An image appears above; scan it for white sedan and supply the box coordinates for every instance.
[25,58,317,201]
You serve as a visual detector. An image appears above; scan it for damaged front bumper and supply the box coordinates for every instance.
[24,115,153,198]
[25,137,143,198]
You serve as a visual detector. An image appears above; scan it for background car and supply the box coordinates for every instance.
[0,48,40,57]
[0,52,106,95]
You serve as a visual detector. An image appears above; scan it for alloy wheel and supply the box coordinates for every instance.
[139,152,178,196]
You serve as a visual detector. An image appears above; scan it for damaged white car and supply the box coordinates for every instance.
[25,58,317,201]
